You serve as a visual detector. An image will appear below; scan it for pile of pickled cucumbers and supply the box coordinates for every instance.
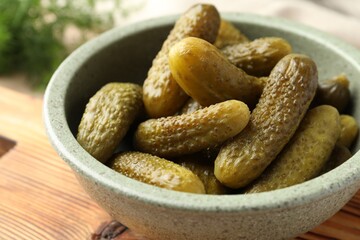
[76,4,359,194]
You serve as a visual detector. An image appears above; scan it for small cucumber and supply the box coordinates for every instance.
[134,100,250,158]
[180,98,203,114]
[221,37,292,77]
[143,4,220,118]
[214,20,249,49]
[313,74,351,113]
[214,54,318,189]
[337,114,359,148]
[319,144,352,175]
[245,105,341,193]
[176,153,229,195]
[169,37,266,107]
[77,82,143,163]
[110,151,205,194]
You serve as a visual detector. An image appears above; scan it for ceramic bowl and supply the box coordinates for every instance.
[43,13,360,240]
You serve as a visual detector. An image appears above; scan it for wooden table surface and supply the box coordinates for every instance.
[0,86,359,240]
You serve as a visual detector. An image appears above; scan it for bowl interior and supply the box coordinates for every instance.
[45,13,360,211]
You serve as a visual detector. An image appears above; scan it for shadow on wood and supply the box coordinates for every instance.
[0,135,16,158]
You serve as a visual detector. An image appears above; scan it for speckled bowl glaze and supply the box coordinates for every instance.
[44,13,360,240]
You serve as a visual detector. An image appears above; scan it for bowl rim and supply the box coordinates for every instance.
[43,12,360,213]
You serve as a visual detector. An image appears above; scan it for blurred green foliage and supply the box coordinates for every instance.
[0,0,129,90]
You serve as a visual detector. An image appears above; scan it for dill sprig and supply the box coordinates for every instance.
[0,0,130,90]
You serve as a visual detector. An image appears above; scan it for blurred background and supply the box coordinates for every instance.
[0,0,359,96]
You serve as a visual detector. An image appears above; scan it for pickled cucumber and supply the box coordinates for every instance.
[169,37,266,107]
[221,37,292,77]
[319,144,352,175]
[314,74,351,113]
[337,114,359,148]
[176,154,228,195]
[143,4,220,118]
[214,20,249,49]
[77,83,143,163]
[111,152,205,194]
[134,100,250,158]
[180,98,203,114]
[214,54,318,189]
[245,105,341,193]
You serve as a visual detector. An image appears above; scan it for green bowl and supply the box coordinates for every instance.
[44,13,360,240]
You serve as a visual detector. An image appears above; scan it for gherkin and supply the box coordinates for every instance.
[134,100,250,158]
[337,114,359,148]
[221,37,292,77]
[169,37,266,108]
[110,151,205,194]
[143,4,220,118]
[214,20,249,49]
[77,82,143,163]
[245,105,341,193]
[180,98,203,114]
[176,154,229,195]
[215,54,318,189]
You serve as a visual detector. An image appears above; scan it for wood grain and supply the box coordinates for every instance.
[0,87,110,240]
[0,86,359,240]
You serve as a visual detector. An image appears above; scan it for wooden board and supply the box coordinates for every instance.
[0,86,359,240]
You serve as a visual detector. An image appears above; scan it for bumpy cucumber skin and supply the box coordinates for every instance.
[214,54,318,189]
[169,37,266,107]
[143,4,220,118]
[245,105,341,193]
[177,154,229,195]
[221,37,292,77]
[214,20,249,49]
[77,83,143,163]
[180,98,203,114]
[110,151,205,194]
[337,114,359,148]
[134,100,250,158]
